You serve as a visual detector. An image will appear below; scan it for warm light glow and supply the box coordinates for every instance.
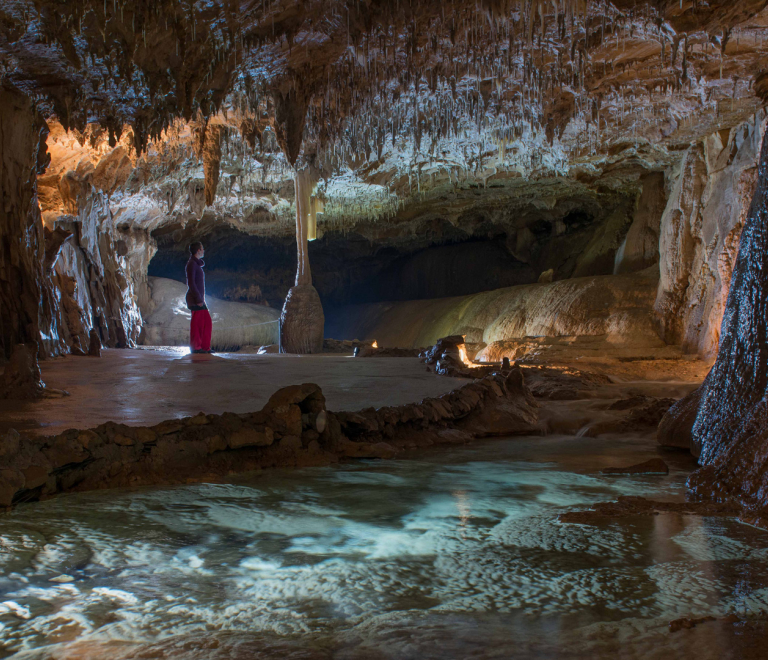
[458,344,479,368]
[372,340,378,348]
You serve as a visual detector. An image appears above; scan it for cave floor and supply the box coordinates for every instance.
[0,348,469,437]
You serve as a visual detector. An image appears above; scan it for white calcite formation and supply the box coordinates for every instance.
[655,110,766,357]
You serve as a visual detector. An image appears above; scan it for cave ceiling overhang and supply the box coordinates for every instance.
[3,0,768,238]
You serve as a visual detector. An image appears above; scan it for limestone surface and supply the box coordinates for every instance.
[280,285,325,354]
[328,269,664,351]
[0,370,537,507]
[686,120,768,522]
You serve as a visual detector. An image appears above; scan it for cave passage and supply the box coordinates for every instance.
[148,230,540,307]
[3,1,768,658]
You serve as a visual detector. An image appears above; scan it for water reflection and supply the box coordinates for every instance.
[1,438,767,659]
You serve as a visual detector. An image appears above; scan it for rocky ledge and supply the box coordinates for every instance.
[0,370,538,507]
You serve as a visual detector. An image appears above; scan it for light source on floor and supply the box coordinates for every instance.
[458,343,479,368]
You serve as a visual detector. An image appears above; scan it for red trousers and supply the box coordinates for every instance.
[190,309,212,352]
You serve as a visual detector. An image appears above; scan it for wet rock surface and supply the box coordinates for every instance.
[0,370,537,506]
[601,458,669,475]
[685,122,768,519]
[559,495,741,525]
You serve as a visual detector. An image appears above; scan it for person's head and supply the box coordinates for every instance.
[189,242,204,259]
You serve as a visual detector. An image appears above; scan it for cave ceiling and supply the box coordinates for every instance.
[3,0,768,241]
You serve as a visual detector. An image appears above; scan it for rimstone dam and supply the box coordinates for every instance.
[3,0,768,657]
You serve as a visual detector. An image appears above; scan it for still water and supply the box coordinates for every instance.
[1,435,767,659]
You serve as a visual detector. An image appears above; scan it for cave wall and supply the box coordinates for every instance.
[654,112,766,357]
[687,123,768,519]
[49,191,147,351]
[315,236,539,305]
[614,171,667,275]
[325,269,663,351]
[0,84,66,359]
[148,229,539,308]
[0,94,152,360]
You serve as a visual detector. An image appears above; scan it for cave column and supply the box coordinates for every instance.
[0,83,64,360]
[294,167,313,286]
[279,167,325,353]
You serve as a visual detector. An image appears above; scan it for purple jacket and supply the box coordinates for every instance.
[185,256,207,310]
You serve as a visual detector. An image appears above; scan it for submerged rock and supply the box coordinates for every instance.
[601,458,669,475]
[657,387,704,454]
[559,495,740,526]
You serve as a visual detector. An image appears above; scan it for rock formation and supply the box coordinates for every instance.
[0,345,46,400]
[327,268,666,354]
[52,191,143,350]
[2,0,768,521]
[657,387,704,454]
[0,370,537,506]
[0,84,65,359]
[614,172,667,275]
[655,112,765,357]
[686,128,768,521]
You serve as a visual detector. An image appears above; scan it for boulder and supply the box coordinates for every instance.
[142,277,280,350]
[421,335,466,365]
[88,328,101,356]
[228,426,274,449]
[0,469,25,507]
[657,387,703,454]
[0,429,21,457]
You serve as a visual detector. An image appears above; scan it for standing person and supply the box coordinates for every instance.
[186,242,213,354]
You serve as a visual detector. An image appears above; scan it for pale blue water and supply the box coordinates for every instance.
[1,435,767,659]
